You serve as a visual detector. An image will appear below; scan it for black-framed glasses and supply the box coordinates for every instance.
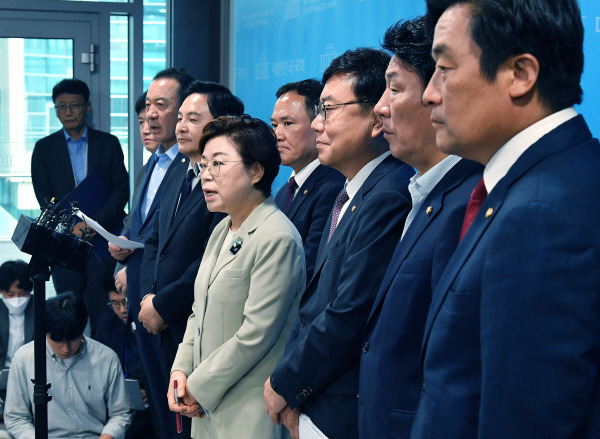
[197,160,244,177]
[314,100,373,121]
[55,103,86,114]
[107,298,127,309]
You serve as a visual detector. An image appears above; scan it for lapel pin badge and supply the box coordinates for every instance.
[485,207,494,218]
[351,205,357,213]
[230,237,244,255]
[426,206,433,215]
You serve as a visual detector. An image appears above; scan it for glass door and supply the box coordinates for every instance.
[0,11,96,240]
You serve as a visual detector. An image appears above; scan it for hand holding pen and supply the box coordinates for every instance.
[168,372,203,423]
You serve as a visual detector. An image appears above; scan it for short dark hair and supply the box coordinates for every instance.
[183,81,245,118]
[100,275,118,297]
[46,292,88,341]
[322,48,391,114]
[276,79,323,119]
[383,17,435,88]
[199,115,280,198]
[152,67,195,106]
[426,0,583,111]
[0,260,32,293]
[135,91,147,115]
[52,79,90,103]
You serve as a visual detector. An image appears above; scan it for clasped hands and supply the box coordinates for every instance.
[264,377,300,439]
[168,371,204,419]
[138,294,168,335]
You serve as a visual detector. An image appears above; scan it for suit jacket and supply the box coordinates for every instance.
[271,155,414,439]
[139,156,219,362]
[275,164,345,281]
[411,115,600,439]
[358,158,482,439]
[121,152,183,322]
[0,300,34,367]
[172,197,305,439]
[31,127,129,228]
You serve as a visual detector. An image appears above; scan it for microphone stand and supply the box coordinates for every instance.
[11,201,92,438]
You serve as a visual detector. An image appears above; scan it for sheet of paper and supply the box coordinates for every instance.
[77,211,144,250]
[299,414,329,439]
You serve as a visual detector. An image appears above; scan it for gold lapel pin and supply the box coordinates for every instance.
[426,206,433,215]
[485,207,494,218]
[351,205,357,213]
[181,158,186,163]
[303,189,308,195]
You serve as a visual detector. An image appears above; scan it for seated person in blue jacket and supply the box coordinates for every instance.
[4,292,132,439]
[95,277,159,439]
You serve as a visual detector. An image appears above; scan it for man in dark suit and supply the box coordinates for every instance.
[31,78,129,334]
[358,17,482,439]
[264,48,414,439]
[272,80,345,281]
[137,79,244,438]
[95,277,158,439]
[111,90,161,297]
[410,1,600,438]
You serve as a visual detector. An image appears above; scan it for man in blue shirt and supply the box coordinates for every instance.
[31,78,129,335]
[5,292,132,439]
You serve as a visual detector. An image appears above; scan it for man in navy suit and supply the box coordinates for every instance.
[272,80,345,281]
[358,17,482,439]
[110,91,161,300]
[264,48,414,439]
[110,68,194,438]
[410,1,600,438]
[31,78,129,334]
[137,79,244,438]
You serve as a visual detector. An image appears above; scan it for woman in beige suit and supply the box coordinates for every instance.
[168,115,306,439]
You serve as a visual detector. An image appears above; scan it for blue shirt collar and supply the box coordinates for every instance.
[63,126,88,143]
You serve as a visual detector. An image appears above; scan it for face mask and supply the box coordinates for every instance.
[3,296,31,315]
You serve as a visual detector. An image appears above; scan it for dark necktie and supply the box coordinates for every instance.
[459,177,487,241]
[175,168,195,217]
[282,176,298,214]
[328,188,349,242]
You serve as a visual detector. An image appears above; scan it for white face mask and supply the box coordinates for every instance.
[3,296,31,315]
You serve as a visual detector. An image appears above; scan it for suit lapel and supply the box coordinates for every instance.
[53,131,78,188]
[24,300,34,342]
[208,198,277,286]
[86,128,100,177]
[159,157,188,241]
[140,153,183,231]
[367,159,478,324]
[422,116,593,355]
[287,165,326,219]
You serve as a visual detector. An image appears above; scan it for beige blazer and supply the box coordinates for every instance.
[172,197,306,439]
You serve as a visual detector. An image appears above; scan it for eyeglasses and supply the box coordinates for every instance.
[107,298,127,309]
[55,103,86,114]
[196,160,244,177]
[314,100,373,121]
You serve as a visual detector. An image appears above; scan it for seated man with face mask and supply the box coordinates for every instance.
[0,260,33,368]
[0,260,34,418]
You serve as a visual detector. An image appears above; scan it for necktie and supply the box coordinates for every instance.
[282,176,298,214]
[328,188,349,242]
[175,168,195,217]
[459,177,487,241]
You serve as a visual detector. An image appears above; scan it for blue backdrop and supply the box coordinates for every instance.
[233,0,599,192]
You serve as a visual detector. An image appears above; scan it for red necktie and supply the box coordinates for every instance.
[459,177,487,241]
